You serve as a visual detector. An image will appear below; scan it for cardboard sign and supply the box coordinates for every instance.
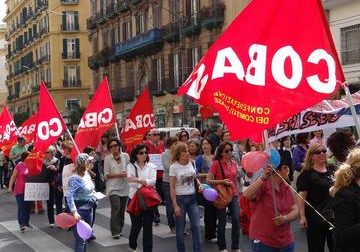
[149,154,163,170]
[24,182,49,201]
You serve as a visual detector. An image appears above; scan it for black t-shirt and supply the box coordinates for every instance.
[297,165,335,210]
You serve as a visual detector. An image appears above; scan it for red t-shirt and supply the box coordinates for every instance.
[249,179,295,248]
[145,140,165,154]
[209,160,238,196]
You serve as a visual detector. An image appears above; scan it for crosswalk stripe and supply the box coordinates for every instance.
[0,220,72,252]
[92,224,129,247]
[96,208,176,238]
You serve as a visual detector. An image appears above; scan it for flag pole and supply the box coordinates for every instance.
[343,82,360,138]
[263,130,279,216]
[66,128,80,155]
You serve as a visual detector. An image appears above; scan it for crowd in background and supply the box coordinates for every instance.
[1,125,360,252]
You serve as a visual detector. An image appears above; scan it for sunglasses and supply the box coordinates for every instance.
[138,151,148,155]
[180,135,188,138]
[109,144,118,149]
[45,151,52,154]
[223,149,233,153]
[313,149,327,155]
[152,134,160,136]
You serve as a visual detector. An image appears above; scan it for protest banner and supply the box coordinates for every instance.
[24,182,49,201]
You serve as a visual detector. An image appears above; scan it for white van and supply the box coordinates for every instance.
[156,127,197,138]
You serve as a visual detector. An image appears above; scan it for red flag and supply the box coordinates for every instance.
[0,106,19,156]
[121,86,155,151]
[18,113,38,144]
[73,77,116,157]
[34,82,66,153]
[24,151,45,176]
[178,0,345,140]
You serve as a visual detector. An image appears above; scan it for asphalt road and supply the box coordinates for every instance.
[0,188,313,252]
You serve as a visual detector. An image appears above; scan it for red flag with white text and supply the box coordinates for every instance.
[121,86,155,151]
[24,151,45,176]
[178,0,345,141]
[0,106,19,156]
[33,82,66,153]
[18,113,38,144]
[73,77,116,158]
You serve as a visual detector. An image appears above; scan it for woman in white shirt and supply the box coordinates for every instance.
[127,144,157,252]
[170,142,202,252]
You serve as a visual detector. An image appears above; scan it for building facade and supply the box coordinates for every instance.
[324,0,360,92]
[4,0,91,121]
[87,0,249,129]
[0,24,7,111]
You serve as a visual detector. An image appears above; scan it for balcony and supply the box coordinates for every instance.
[200,2,225,30]
[39,27,48,36]
[181,15,201,37]
[62,52,80,60]
[61,23,79,32]
[87,16,97,30]
[60,0,79,4]
[116,0,130,13]
[111,86,135,103]
[95,10,107,25]
[31,86,40,94]
[162,22,180,43]
[7,93,20,102]
[63,80,81,88]
[88,55,99,70]
[97,48,110,67]
[106,3,117,19]
[115,29,163,60]
[108,46,119,62]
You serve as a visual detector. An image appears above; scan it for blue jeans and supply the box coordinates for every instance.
[251,240,295,252]
[72,206,93,252]
[162,182,175,228]
[217,196,240,250]
[15,194,31,226]
[175,194,202,252]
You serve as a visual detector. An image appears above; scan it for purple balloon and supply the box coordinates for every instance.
[203,188,218,202]
[76,220,93,240]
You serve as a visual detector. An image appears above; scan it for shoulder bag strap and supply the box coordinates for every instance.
[132,163,138,177]
[218,160,226,179]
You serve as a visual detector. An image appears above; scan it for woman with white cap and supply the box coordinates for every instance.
[66,153,97,252]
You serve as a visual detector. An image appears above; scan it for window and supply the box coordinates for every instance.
[64,66,80,87]
[173,53,180,86]
[169,0,179,22]
[113,27,120,44]
[136,14,146,35]
[63,38,80,58]
[341,24,360,65]
[65,98,80,111]
[123,19,132,40]
[191,47,200,68]
[152,3,162,28]
[62,11,79,31]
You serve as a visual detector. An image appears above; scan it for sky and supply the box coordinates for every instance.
[0,1,6,24]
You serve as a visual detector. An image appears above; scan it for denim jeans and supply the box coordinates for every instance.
[251,240,295,252]
[217,196,240,250]
[109,195,128,235]
[175,194,202,252]
[162,182,175,228]
[15,194,31,226]
[72,207,93,252]
[129,209,154,252]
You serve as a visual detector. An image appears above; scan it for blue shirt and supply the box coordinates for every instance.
[66,173,95,213]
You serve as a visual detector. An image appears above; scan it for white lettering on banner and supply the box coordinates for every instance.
[37,118,63,140]
[24,183,49,201]
[187,44,337,98]
[18,124,36,136]
[78,108,113,129]
[123,114,155,132]
[0,121,18,142]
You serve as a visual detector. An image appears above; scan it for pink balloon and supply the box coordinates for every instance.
[55,213,77,229]
[76,220,93,240]
[241,151,269,173]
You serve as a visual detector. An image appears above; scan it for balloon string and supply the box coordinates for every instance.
[269,166,335,230]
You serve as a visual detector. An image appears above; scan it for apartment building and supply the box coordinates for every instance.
[324,0,360,92]
[4,0,91,121]
[87,0,249,128]
[0,24,7,111]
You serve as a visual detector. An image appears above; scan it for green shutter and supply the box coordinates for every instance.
[62,12,67,30]
[63,39,67,58]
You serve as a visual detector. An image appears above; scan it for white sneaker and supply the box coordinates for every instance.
[220,250,229,252]
[231,250,242,252]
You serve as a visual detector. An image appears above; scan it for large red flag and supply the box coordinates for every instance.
[18,113,38,144]
[73,77,116,157]
[33,82,66,153]
[0,106,19,155]
[178,0,345,141]
[121,86,155,151]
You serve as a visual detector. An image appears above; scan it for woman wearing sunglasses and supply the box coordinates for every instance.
[297,143,335,252]
[127,144,157,252]
[206,142,241,252]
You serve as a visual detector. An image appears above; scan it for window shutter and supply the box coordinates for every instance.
[161,57,165,89]
[75,38,80,57]
[186,0,191,17]
[151,58,157,88]
[62,12,67,30]
[187,48,192,76]
[64,67,68,82]
[76,66,80,82]
[75,12,79,30]
[63,39,67,58]
[122,22,126,41]
[136,16,140,35]
[168,54,174,90]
